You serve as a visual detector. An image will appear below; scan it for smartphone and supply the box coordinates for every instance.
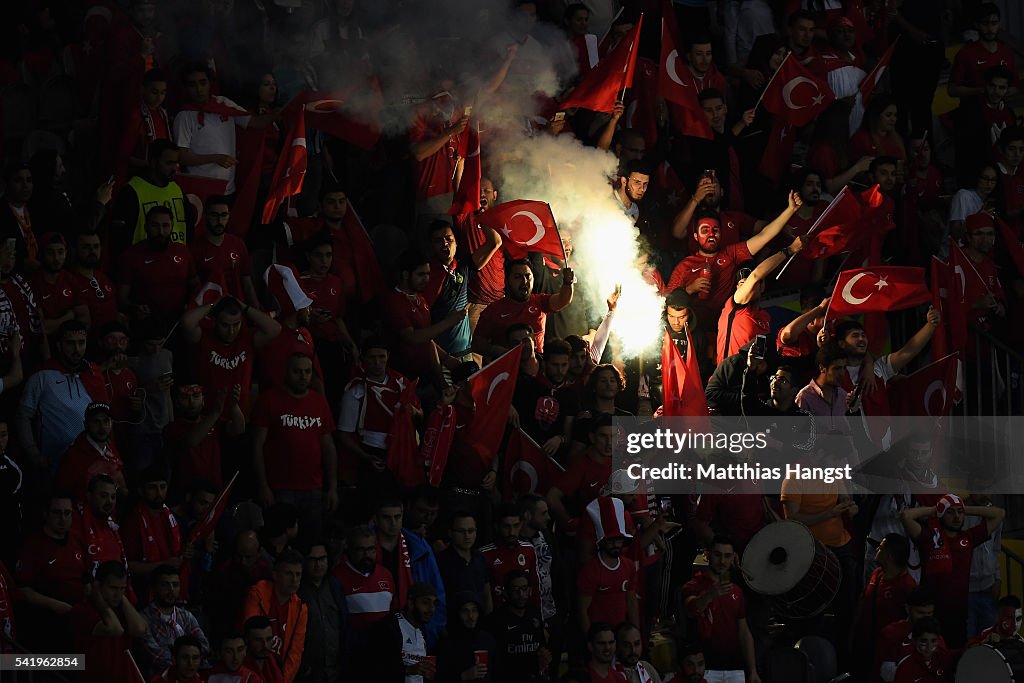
[463,105,473,118]
[751,334,768,360]
[658,497,674,517]
[614,283,622,295]
[552,111,566,122]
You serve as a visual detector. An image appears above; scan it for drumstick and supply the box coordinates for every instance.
[736,564,755,582]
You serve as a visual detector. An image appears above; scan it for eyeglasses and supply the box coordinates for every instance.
[979,175,999,182]
[308,555,329,563]
[177,385,203,396]
[771,375,792,385]
[90,278,105,300]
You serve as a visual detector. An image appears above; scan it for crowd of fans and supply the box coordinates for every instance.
[0,0,1022,681]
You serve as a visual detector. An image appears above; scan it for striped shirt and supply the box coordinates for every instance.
[332,560,395,630]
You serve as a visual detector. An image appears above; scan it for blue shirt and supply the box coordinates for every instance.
[430,259,472,355]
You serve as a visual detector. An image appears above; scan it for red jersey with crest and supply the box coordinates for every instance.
[338,369,411,447]
[55,433,124,502]
[0,561,18,640]
[105,367,138,422]
[31,270,81,320]
[874,619,949,683]
[122,504,180,564]
[952,41,1019,89]
[476,294,555,352]
[74,504,126,575]
[332,560,395,631]
[117,242,197,315]
[858,567,917,641]
[916,518,989,614]
[190,234,251,301]
[255,325,322,391]
[15,530,89,604]
[68,269,119,331]
[301,273,347,342]
[195,323,256,411]
[667,241,753,319]
[164,417,223,489]
[578,555,636,627]
[382,287,435,381]
[682,570,746,669]
[479,540,541,609]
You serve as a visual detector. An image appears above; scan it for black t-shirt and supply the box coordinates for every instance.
[513,374,581,444]
[484,604,546,682]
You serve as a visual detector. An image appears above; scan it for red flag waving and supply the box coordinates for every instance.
[860,38,898,103]
[387,379,426,491]
[340,199,384,305]
[828,266,931,318]
[661,327,709,417]
[945,244,976,353]
[289,87,382,151]
[803,185,888,259]
[760,53,835,127]
[449,120,481,216]
[465,345,523,466]
[889,352,961,417]
[503,428,565,499]
[657,11,713,140]
[758,118,797,182]
[185,471,238,545]
[479,200,564,260]
[261,106,307,224]
[559,15,643,113]
[423,403,456,487]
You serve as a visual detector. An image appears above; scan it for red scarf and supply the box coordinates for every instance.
[140,101,170,144]
[40,358,110,404]
[422,403,455,487]
[135,504,182,562]
[178,96,249,127]
[378,532,413,611]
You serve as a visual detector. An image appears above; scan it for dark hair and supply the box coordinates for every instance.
[206,194,231,210]
[88,473,116,492]
[96,560,127,582]
[545,338,572,359]
[345,524,375,548]
[505,323,533,343]
[679,641,704,659]
[211,296,243,318]
[305,232,333,252]
[833,319,865,342]
[451,360,479,385]
[880,533,911,567]
[792,167,823,193]
[999,126,1024,150]
[615,621,641,639]
[149,139,179,161]
[407,484,440,507]
[999,595,1022,609]
[56,318,88,340]
[145,205,174,224]
[318,184,347,202]
[697,88,725,105]
[362,337,389,353]
[187,479,219,499]
[219,632,245,646]
[788,9,815,26]
[518,494,546,517]
[180,61,214,83]
[815,342,847,371]
[688,34,713,49]
[172,635,203,656]
[912,616,943,639]
[375,496,404,514]
[564,2,589,21]
[399,248,430,275]
[426,220,454,239]
[587,622,616,642]
[861,95,897,133]
[286,351,313,367]
[590,413,614,432]
[586,364,625,394]
[976,2,1000,21]
[709,534,735,552]
[494,502,521,523]
[449,510,477,528]
[275,548,304,568]
[985,65,1013,86]
[799,284,826,307]
[244,616,273,634]
[143,68,167,85]
[870,156,898,176]
[665,288,694,312]
[138,465,168,485]
[619,159,652,180]
[564,335,588,354]
[906,587,935,607]
[504,568,531,589]
[504,257,532,277]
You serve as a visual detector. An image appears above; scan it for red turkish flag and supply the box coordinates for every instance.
[387,379,425,491]
[624,57,660,147]
[859,37,898,103]
[758,118,797,182]
[340,200,384,305]
[261,106,307,224]
[559,15,643,113]
[479,200,564,260]
[176,175,228,236]
[828,266,931,318]
[465,345,523,466]
[185,471,238,545]
[802,185,889,259]
[661,326,709,418]
[945,244,976,353]
[449,120,481,216]
[889,352,961,417]
[503,428,564,500]
[289,87,382,150]
[760,53,835,127]
[422,403,456,487]
[658,10,713,140]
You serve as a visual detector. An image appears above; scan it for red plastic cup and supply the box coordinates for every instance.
[474,650,489,667]
[424,655,437,680]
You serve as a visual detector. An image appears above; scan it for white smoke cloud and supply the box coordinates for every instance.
[492,133,665,355]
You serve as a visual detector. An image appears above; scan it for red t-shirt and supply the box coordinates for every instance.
[408,113,462,200]
[682,570,746,669]
[916,518,989,615]
[587,665,629,683]
[479,541,541,609]
[195,324,256,411]
[577,556,635,626]
[190,234,251,301]
[68,269,119,331]
[777,326,817,359]
[382,287,435,381]
[30,270,81,320]
[951,41,1019,89]
[666,241,753,319]
[554,453,612,517]
[55,433,125,502]
[302,273,347,343]
[71,600,136,683]
[906,166,944,212]
[106,367,138,422]
[775,204,826,286]
[893,649,952,683]
[850,129,907,162]
[122,504,179,564]
[164,418,223,489]
[118,242,196,315]
[453,214,505,305]
[694,493,765,554]
[255,326,322,392]
[716,297,771,363]
[15,531,88,604]
[74,505,125,574]
[251,388,334,490]
[475,294,555,352]
[332,561,395,631]
[858,567,917,639]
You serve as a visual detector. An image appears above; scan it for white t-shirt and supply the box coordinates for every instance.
[173,96,251,194]
[398,613,426,683]
[948,188,983,224]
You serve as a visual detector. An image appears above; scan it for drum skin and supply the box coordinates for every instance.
[956,640,1024,682]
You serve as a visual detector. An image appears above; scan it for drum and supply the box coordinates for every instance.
[740,521,840,620]
[957,640,1024,682]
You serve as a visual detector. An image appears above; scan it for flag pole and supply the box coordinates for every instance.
[752,51,791,115]
[550,203,568,264]
[776,186,848,280]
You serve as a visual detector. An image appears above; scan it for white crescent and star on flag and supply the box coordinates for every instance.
[782,77,826,110]
[501,211,546,246]
[487,372,510,404]
[841,271,889,305]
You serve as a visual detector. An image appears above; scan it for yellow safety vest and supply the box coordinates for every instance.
[128,176,189,245]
